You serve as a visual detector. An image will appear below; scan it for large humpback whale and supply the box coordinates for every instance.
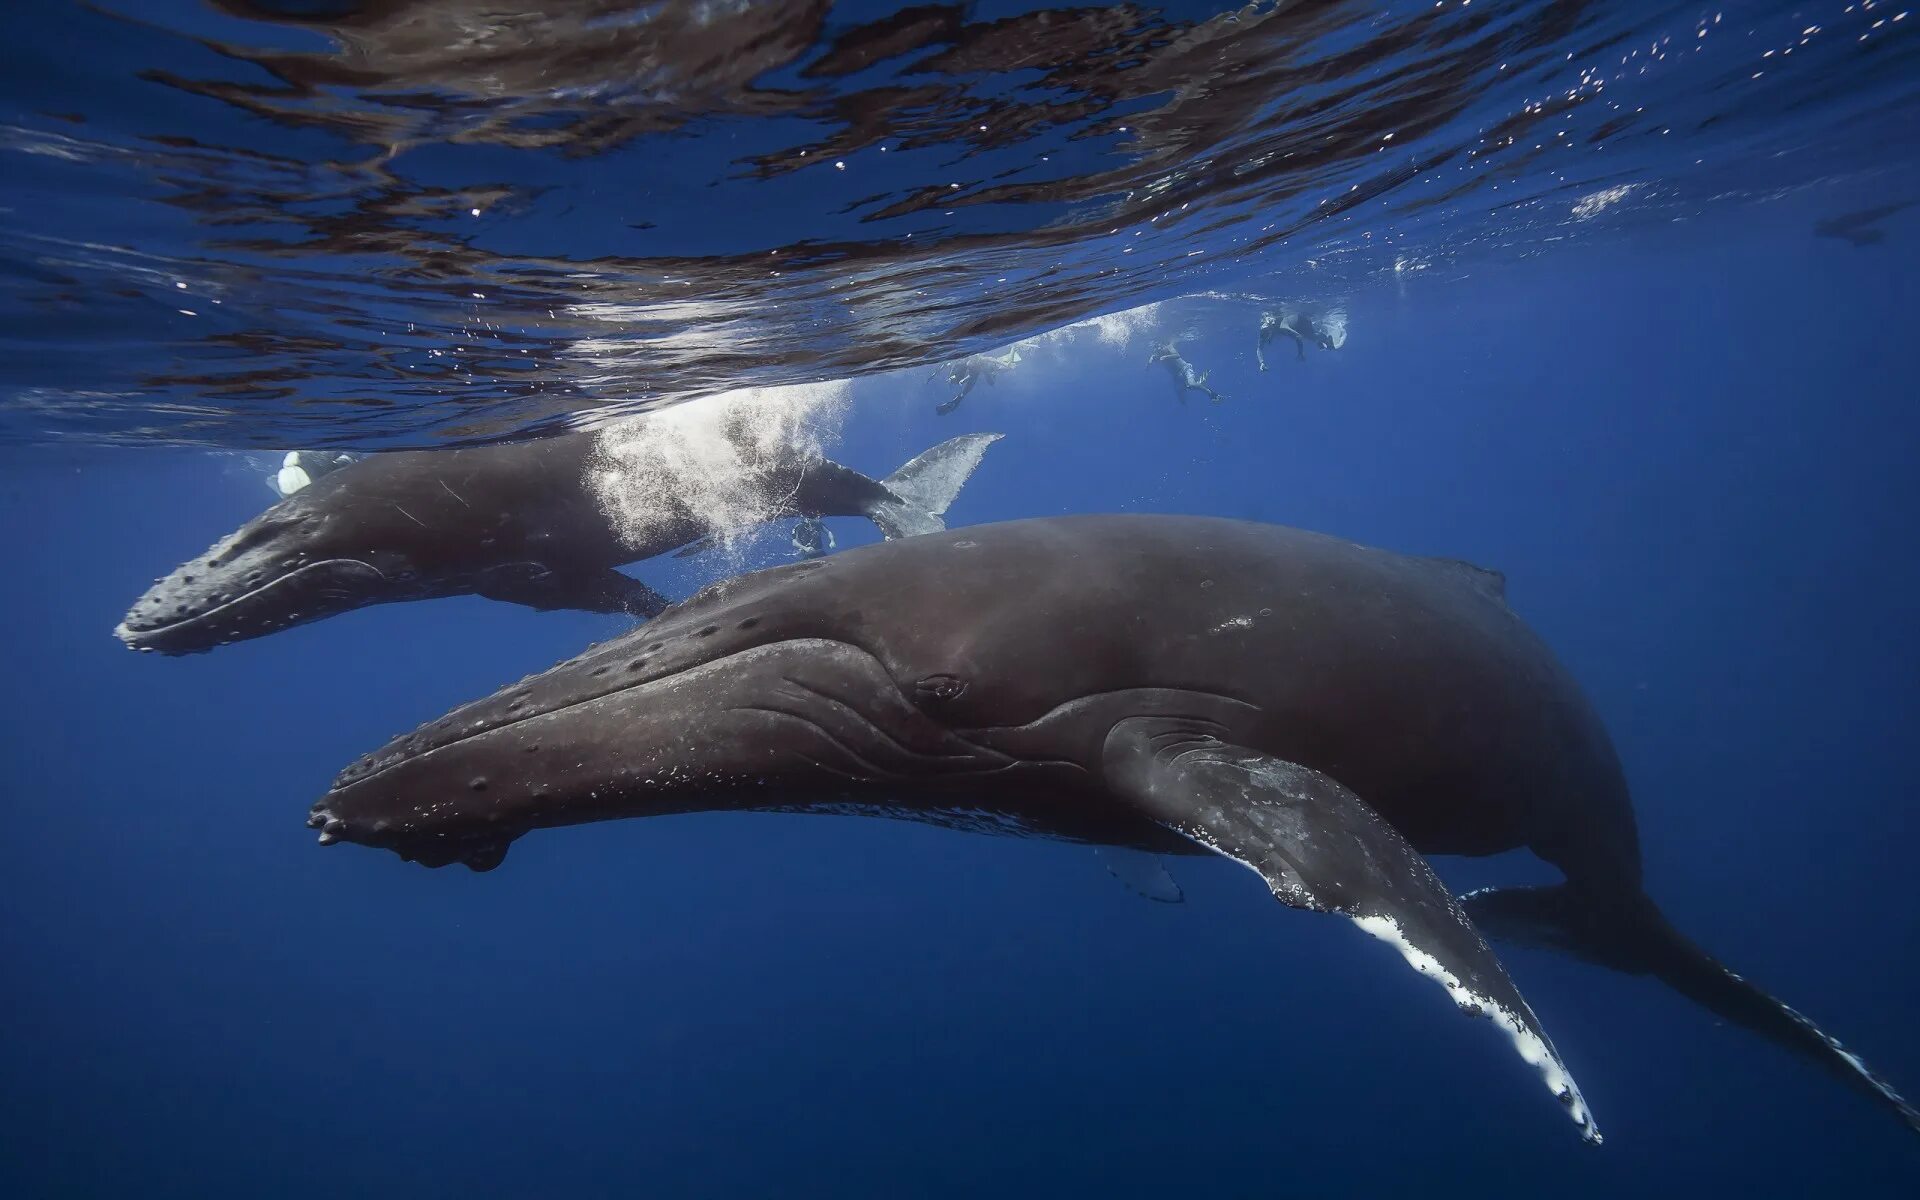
[308,514,1917,1142]
[116,426,1000,654]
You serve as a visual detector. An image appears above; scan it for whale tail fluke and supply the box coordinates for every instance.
[866,433,1003,539]
[1463,883,1920,1137]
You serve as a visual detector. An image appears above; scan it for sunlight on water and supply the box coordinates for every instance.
[1050,303,1169,354]
[588,380,851,556]
[1,0,1912,443]
[1573,184,1644,220]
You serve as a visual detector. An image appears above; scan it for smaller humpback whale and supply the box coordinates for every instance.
[935,346,1021,416]
[118,427,1000,655]
[1147,341,1222,403]
[309,515,1917,1142]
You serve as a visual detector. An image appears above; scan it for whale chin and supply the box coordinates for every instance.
[117,558,393,655]
[308,635,1012,869]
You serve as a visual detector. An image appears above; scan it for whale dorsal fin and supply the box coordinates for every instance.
[1422,556,1507,602]
[1100,716,1599,1144]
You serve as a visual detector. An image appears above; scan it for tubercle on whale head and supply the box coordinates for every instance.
[304,652,817,869]
[115,490,437,654]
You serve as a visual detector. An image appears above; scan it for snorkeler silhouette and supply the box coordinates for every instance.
[267,450,357,498]
[935,346,1022,416]
[1148,341,1222,404]
[790,517,835,559]
[1257,305,1346,371]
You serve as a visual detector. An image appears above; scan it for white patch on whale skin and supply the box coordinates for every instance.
[588,381,850,557]
[275,460,313,497]
[1352,913,1601,1144]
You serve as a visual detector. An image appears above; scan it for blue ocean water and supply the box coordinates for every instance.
[3,2,1918,1196]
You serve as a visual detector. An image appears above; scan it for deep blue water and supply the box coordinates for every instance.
[4,2,1920,1197]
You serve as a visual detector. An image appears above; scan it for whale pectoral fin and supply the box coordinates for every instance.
[1094,846,1185,903]
[597,571,671,618]
[475,565,669,618]
[672,537,716,560]
[1101,718,1600,1143]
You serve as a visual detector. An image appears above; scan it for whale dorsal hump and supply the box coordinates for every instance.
[1421,555,1508,602]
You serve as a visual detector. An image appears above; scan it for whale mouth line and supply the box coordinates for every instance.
[118,557,385,643]
[327,636,881,793]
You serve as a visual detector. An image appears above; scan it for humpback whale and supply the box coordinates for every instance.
[307,514,1916,1142]
[117,427,1000,654]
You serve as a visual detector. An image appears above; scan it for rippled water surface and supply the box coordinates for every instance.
[5,0,1917,443]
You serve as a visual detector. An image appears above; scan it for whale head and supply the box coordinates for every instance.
[306,555,1029,871]
[116,473,448,655]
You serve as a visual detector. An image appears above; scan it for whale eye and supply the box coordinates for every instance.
[913,674,968,705]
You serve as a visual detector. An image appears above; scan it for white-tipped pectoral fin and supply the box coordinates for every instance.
[1100,717,1601,1143]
